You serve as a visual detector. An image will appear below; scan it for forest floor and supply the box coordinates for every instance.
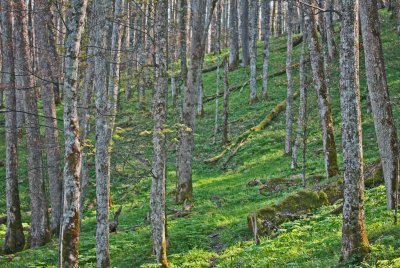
[1,10,400,268]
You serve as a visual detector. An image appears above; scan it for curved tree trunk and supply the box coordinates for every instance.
[59,0,88,267]
[360,0,399,209]
[1,0,25,254]
[339,0,369,262]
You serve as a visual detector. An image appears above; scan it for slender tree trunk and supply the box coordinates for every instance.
[360,0,400,209]
[277,0,283,35]
[176,0,217,203]
[59,0,88,267]
[222,57,230,145]
[240,0,250,66]
[13,0,50,248]
[34,0,63,236]
[292,9,309,170]
[93,0,112,266]
[339,0,369,262]
[249,0,259,104]
[178,0,188,82]
[1,0,25,254]
[213,2,222,143]
[271,0,276,36]
[229,0,240,69]
[325,0,337,60]
[261,0,271,99]
[284,0,294,154]
[305,1,339,178]
[150,1,169,266]
[79,1,97,215]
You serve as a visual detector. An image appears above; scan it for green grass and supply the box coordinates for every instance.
[1,10,400,268]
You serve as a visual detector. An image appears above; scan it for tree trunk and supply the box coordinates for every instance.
[79,1,97,215]
[291,9,308,170]
[222,57,230,145]
[176,0,217,203]
[213,1,222,144]
[339,0,369,262]
[150,1,169,266]
[261,0,271,99]
[249,0,259,104]
[13,0,50,248]
[93,0,112,266]
[360,0,400,209]
[284,0,294,154]
[59,0,88,267]
[240,0,250,66]
[178,0,188,82]
[325,0,337,60]
[305,0,339,178]
[1,0,25,254]
[229,0,240,69]
[34,0,63,237]
[277,0,283,35]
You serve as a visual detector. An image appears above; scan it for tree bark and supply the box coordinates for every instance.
[261,0,271,99]
[360,0,400,209]
[229,0,240,69]
[277,0,283,35]
[222,57,230,145]
[1,0,25,254]
[249,0,259,104]
[305,0,339,178]
[13,0,51,248]
[213,1,222,143]
[284,0,294,154]
[339,0,369,262]
[34,0,63,236]
[93,0,112,266]
[240,0,250,66]
[59,0,88,267]
[150,1,169,266]
[176,0,217,203]
[178,0,188,82]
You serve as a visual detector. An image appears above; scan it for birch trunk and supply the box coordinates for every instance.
[360,0,400,209]
[151,1,169,265]
[261,0,271,99]
[13,0,50,248]
[249,0,259,104]
[1,0,25,253]
[305,1,339,178]
[339,0,369,261]
[59,0,88,266]
[284,0,294,154]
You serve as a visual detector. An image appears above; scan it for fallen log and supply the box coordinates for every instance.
[247,161,383,237]
[205,92,299,165]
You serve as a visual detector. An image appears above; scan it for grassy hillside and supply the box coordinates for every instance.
[1,10,400,268]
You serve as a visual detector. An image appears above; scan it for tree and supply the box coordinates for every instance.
[178,0,188,81]
[360,0,399,209]
[284,0,294,154]
[249,0,259,104]
[261,0,271,99]
[213,1,222,143]
[240,0,250,66]
[176,0,218,203]
[277,0,283,35]
[150,1,169,265]
[1,0,25,254]
[93,0,113,266]
[13,0,51,248]
[34,0,63,236]
[304,0,339,178]
[229,0,240,69]
[59,0,88,266]
[339,0,369,261]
